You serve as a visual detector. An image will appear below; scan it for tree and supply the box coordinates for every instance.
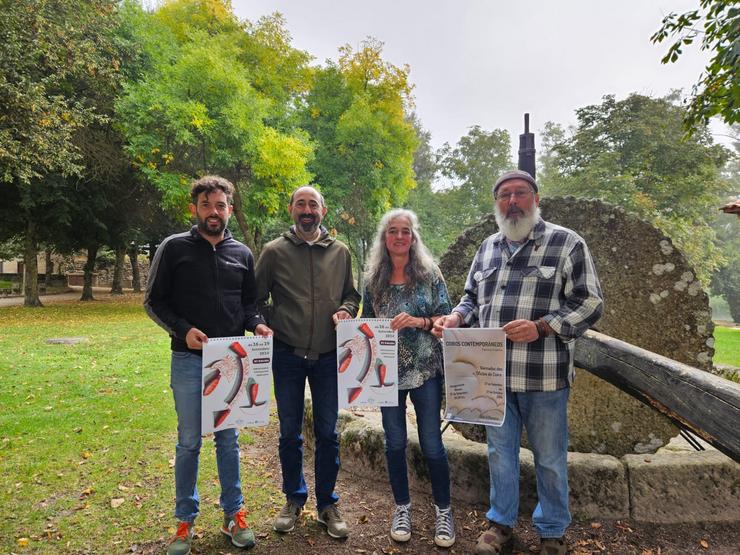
[438,125,512,221]
[540,93,732,284]
[651,0,739,129]
[0,0,125,306]
[711,126,740,321]
[116,1,313,254]
[302,39,417,285]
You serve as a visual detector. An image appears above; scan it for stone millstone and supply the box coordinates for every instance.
[439,197,714,456]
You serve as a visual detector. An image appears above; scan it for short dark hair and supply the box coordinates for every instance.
[190,175,234,204]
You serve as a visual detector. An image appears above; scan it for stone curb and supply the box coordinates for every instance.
[304,399,740,524]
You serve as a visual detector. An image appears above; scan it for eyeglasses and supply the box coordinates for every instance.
[495,190,533,201]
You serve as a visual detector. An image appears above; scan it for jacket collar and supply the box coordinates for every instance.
[189,225,233,245]
[283,225,335,248]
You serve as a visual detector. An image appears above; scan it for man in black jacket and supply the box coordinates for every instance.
[145,176,272,555]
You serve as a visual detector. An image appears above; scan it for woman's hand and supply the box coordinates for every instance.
[390,311,424,331]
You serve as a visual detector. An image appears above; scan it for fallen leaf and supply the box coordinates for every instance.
[111,498,125,508]
[17,537,30,547]
[358,514,369,523]
[699,539,709,549]
[118,484,130,491]
[81,451,92,459]
[80,487,94,498]
[590,522,602,529]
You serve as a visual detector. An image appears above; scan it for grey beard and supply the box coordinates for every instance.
[494,205,540,242]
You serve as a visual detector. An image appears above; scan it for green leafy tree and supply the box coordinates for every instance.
[711,126,740,321]
[302,38,417,285]
[116,1,313,253]
[651,0,739,129]
[540,93,732,284]
[0,0,125,306]
[438,125,512,221]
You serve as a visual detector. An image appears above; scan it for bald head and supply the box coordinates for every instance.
[289,186,326,208]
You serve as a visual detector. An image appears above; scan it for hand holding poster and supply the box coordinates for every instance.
[336,319,398,409]
[443,328,506,426]
[201,335,273,434]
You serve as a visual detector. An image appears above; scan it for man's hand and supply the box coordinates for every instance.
[254,324,274,338]
[432,312,462,338]
[332,309,352,325]
[390,312,422,331]
[502,319,538,343]
[185,327,208,349]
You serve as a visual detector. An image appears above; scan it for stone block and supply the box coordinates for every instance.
[568,452,628,519]
[624,451,740,523]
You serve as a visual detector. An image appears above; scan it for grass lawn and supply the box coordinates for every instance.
[713,324,740,368]
[0,295,280,553]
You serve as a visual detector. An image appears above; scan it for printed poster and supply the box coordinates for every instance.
[336,319,398,409]
[201,335,273,434]
[443,328,507,426]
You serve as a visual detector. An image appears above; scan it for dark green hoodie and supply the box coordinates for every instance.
[256,227,360,358]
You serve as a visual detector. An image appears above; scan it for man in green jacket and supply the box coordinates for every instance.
[256,185,360,539]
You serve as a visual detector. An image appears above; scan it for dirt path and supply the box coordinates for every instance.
[136,416,738,555]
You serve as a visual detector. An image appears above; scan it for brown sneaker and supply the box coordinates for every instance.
[540,537,567,554]
[475,521,512,554]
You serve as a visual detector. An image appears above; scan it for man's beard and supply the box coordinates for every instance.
[297,214,319,233]
[197,215,227,237]
[494,204,540,242]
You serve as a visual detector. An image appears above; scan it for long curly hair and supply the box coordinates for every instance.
[364,208,439,308]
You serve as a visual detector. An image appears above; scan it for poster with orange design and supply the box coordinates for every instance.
[336,319,398,409]
[201,336,273,434]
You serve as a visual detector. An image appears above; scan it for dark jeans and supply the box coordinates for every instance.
[273,345,340,511]
[381,375,451,508]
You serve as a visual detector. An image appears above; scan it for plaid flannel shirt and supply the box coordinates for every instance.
[453,219,603,392]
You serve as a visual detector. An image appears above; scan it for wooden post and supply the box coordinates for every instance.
[575,330,740,462]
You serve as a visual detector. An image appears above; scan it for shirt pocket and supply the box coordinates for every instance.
[473,266,498,308]
[521,265,556,279]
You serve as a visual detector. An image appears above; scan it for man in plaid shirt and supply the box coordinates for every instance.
[434,170,603,555]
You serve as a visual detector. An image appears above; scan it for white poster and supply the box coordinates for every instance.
[443,328,507,426]
[336,319,398,409]
[201,336,273,434]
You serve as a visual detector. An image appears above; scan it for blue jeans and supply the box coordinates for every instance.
[485,388,570,538]
[273,345,340,511]
[170,351,243,523]
[381,376,451,508]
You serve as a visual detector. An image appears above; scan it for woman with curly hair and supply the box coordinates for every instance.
[362,208,455,547]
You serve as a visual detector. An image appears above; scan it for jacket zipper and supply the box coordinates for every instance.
[213,242,222,337]
[306,245,315,357]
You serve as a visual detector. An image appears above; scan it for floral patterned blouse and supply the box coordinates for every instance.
[362,272,452,390]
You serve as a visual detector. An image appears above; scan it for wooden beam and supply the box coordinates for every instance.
[574,330,740,462]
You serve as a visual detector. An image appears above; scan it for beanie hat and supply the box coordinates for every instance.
[493,170,538,196]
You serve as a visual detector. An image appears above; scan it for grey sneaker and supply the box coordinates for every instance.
[273,500,302,533]
[167,521,193,555]
[434,505,455,547]
[221,508,255,548]
[390,503,412,542]
[317,504,349,539]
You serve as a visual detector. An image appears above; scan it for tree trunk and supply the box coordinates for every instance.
[80,245,98,301]
[44,249,53,289]
[129,243,141,293]
[149,241,157,265]
[231,181,256,253]
[23,219,43,307]
[110,245,126,295]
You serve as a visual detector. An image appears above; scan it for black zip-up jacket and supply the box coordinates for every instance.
[144,226,265,354]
